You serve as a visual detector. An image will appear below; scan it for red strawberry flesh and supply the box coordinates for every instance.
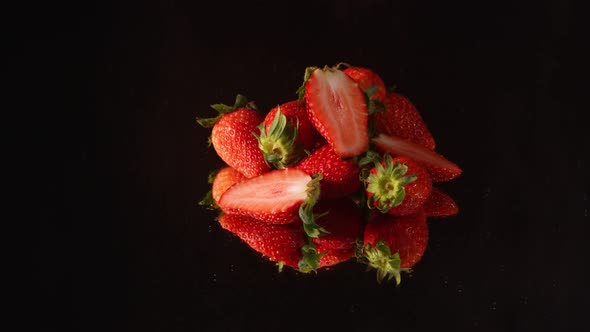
[305,67,368,158]
[218,169,312,224]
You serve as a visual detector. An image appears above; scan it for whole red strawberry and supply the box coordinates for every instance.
[343,66,386,102]
[366,154,432,216]
[257,101,320,169]
[423,187,459,217]
[301,66,368,158]
[211,167,246,203]
[363,211,428,284]
[373,93,436,150]
[296,144,361,200]
[197,95,270,178]
[218,214,305,268]
[372,133,462,182]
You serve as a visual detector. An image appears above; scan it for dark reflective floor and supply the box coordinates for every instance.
[39,0,587,331]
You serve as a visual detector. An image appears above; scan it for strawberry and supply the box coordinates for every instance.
[318,246,355,268]
[218,214,305,269]
[312,199,364,251]
[265,102,319,149]
[301,66,369,158]
[423,187,459,217]
[295,144,361,200]
[211,167,246,203]
[363,211,428,284]
[343,66,386,102]
[197,95,270,178]
[372,133,462,182]
[218,169,326,238]
[365,154,432,216]
[373,93,436,150]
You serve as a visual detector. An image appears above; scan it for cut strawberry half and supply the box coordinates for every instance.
[423,187,459,217]
[304,66,368,158]
[218,169,326,238]
[372,134,462,182]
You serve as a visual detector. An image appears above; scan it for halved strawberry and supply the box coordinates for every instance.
[372,133,461,182]
[373,93,436,149]
[303,66,368,158]
[218,169,326,238]
[423,187,459,217]
[256,101,320,169]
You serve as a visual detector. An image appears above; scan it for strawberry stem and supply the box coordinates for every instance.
[298,173,329,238]
[255,108,304,169]
[366,154,417,213]
[364,240,403,285]
[197,94,250,128]
[297,242,324,273]
[296,66,317,103]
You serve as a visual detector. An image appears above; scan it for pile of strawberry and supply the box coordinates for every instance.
[198,64,461,284]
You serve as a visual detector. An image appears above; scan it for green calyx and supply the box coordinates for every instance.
[298,243,325,273]
[254,108,304,169]
[364,85,386,115]
[196,94,252,128]
[364,240,402,285]
[366,154,417,213]
[296,66,317,103]
[298,173,329,238]
[297,173,329,273]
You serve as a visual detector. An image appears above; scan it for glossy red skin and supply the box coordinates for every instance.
[212,167,246,203]
[364,211,428,268]
[312,199,364,251]
[212,108,270,178]
[264,100,320,150]
[218,214,304,268]
[295,144,361,199]
[318,247,355,268]
[373,93,436,150]
[367,156,432,216]
[343,67,386,102]
[423,187,459,217]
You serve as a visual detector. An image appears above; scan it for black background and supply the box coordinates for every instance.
[35,0,588,331]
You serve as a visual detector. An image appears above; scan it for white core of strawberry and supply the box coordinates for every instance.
[219,169,311,213]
